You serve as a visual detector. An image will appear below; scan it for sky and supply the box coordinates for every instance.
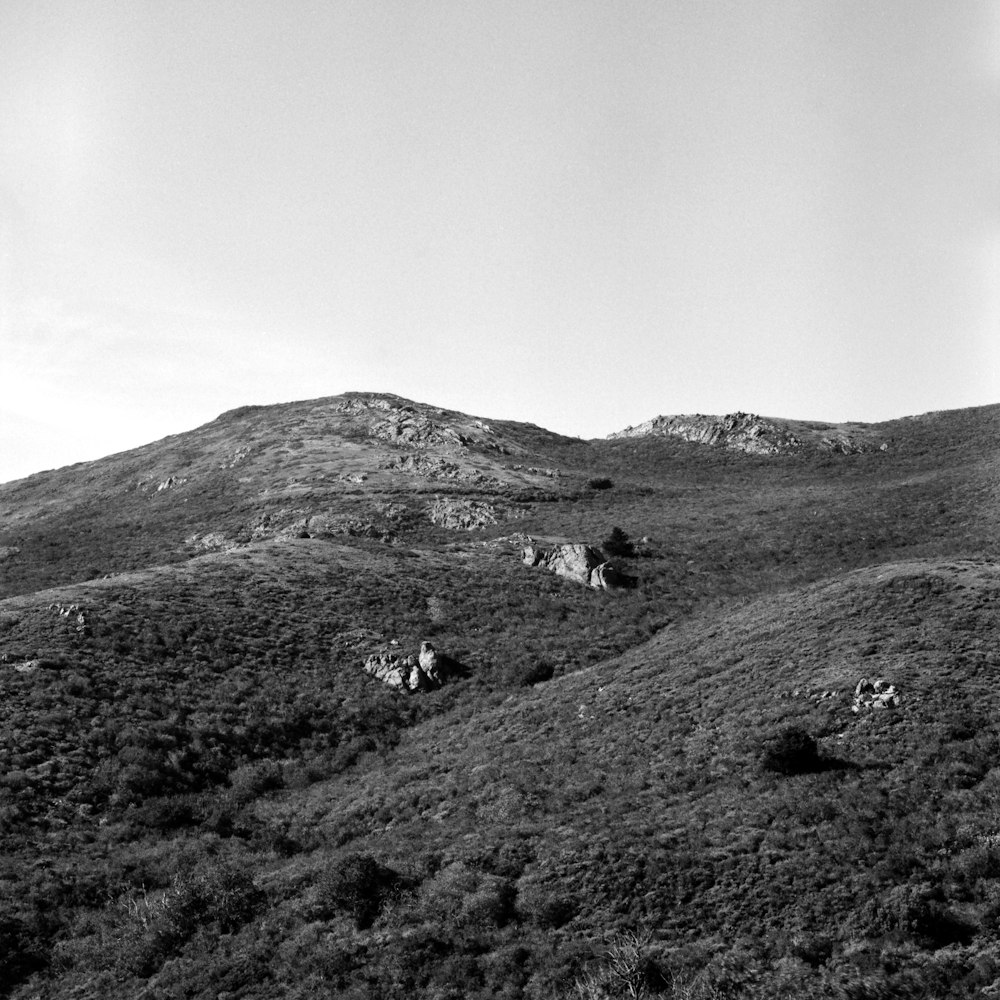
[1,0,998,484]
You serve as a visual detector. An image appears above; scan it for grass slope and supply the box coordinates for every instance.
[0,396,997,998]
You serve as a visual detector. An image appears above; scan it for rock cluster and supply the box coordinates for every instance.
[156,476,188,492]
[522,543,636,590]
[610,412,883,455]
[50,603,87,634]
[384,454,492,484]
[609,412,803,455]
[363,641,451,692]
[853,677,900,712]
[428,498,516,530]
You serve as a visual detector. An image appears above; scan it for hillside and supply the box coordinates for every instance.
[1,394,999,998]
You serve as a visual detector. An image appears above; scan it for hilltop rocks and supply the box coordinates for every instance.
[610,413,802,455]
[609,412,880,455]
[853,677,900,712]
[363,641,458,692]
[522,543,636,590]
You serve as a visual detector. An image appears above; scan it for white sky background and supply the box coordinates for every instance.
[1,0,998,483]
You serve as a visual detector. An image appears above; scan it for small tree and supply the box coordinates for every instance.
[316,853,404,928]
[603,527,635,559]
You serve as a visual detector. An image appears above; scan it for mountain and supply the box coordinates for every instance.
[1,393,998,998]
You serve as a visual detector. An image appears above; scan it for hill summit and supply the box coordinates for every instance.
[0,394,999,999]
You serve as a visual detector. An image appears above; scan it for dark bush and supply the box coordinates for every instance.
[316,854,406,929]
[602,526,635,558]
[762,726,821,775]
[0,914,48,992]
[588,477,614,490]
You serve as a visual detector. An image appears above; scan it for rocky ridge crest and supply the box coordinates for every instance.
[609,411,883,455]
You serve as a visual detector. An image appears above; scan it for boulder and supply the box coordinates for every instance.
[363,651,428,692]
[363,642,463,692]
[590,561,638,591]
[522,543,635,589]
[419,641,442,685]
[545,544,605,586]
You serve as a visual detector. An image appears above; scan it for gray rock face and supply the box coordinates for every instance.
[609,411,880,455]
[428,497,526,530]
[428,498,502,530]
[523,543,603,586]
[609,412,802,455]
[522,543,635,589]
[363,641,456,692]
[590,561,638,591]
[853,677,900,712]
[418,641,442,684]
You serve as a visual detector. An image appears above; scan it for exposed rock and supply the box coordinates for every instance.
[418,641,443,685]
[186,531,233,552]
[591,561,638,591]
[428,498,520,530]
[609,412,802,455]
[156,476,188,492]
[363,641,461,692]
[506,464,560,478]
[383,454,493,484]
[49,603,88,633]
[0,546,20,562]
[363,651,425,691]
[221,445,252,468]
[609,412,881,455]
[853,677,900,712]
[334,393,520,457]
[523,543,634,589]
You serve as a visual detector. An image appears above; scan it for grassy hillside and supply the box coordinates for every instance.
[0,395,998,998]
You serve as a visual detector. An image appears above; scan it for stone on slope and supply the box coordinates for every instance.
[523,543,634,589]
[363,641,460,692]
[590,561,638,591]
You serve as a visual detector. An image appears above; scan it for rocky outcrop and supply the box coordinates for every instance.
[50,603,88,634]
[334,393,522,459]
[428,498,523,530]
[156,476,188,491]
[383,454,494,485]
[609,412,881,455]
[853,677,900,712]
[363,641,459,692]
[609,413,802,455]
[522,543,636,590]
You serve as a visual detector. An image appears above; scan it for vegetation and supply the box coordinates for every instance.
[0,393,998,997]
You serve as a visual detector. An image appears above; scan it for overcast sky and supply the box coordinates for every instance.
[1,0,998,483]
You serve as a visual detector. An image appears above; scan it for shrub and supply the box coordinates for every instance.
[761,726,821,775]
[315,854,406,929]
[588,478,614,490]
[571,930,670,999]
[114,859,264,976]
[603,527,636,558]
